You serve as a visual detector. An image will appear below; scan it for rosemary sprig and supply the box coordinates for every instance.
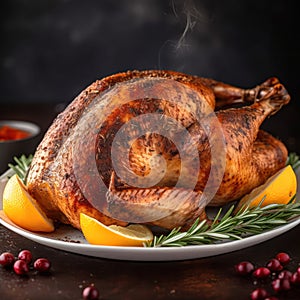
[145,200,300,247]
[287,152,300,171]
[8,154,33,184]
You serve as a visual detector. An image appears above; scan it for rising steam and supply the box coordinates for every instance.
[158,0,213,70]
[172,0,210,49]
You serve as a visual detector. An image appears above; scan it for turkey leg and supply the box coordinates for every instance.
[209,81,290,205]
[202,77,290,109]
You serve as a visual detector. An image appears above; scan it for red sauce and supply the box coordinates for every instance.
[0,125,31,141]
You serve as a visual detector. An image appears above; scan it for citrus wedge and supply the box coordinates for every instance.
[2,174,54,232]
[80,213,153,246]
[234,165,297,213]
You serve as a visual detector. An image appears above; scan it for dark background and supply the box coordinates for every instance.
[0,0,299,151]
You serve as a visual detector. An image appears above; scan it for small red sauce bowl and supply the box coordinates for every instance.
[0,120,41,173]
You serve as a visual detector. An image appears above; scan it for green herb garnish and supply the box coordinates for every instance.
[8,154,33,184]
[145,199,300,247]
[287,152,300,170]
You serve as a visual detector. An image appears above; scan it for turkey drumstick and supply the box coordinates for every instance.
[202,76,290,109]
[209,85,289,205]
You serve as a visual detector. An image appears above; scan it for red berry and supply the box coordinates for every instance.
[271,278,291,292]
[253,267,271,279]
[271,279,281,292]
[250,288,269,300]
[266,258,283,272]
[82,285,99,300]
[297,266,300,274]
[13,259,29,275]
[275,252,290,265]
[18,250,32,264]
[34,258,51,273]
[278,270,292,280]
[0,252,15,267]
[235,261,254,275]
[280,279,291,291]
[265,297,279,300]
[290,272,300,285]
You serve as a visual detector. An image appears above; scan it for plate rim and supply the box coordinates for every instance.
[1,210,299,261]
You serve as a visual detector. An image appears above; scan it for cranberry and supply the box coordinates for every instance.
[34,258,51,273]
[0,252,15,267]
[235,261,254,275]
[264,297,279,300]
[253,267,271,279]
[18,249,32,264]
[297,266,300,274]
[290,272,300,285]
[13,259,29,275]
[82,285,99,300]
[271,278,291,292]
[277,270,292,280]
[271,278,281,292]
[266,258,283,272]
[275,252,290,265]
[281,279,291,291]
[250,288,269,300]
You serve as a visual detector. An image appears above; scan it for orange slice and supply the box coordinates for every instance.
[80,213,153,246]
[234,165,297,212]
[2,174,54,232]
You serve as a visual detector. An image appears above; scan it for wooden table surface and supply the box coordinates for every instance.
[1,103,300,300]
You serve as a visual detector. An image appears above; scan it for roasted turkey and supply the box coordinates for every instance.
[26,70,290,230]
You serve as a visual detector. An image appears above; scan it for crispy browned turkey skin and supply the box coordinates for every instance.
[26,70,290,230]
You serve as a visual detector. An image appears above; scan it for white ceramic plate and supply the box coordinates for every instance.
[1,169,299,261]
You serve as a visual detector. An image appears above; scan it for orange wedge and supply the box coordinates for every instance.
[80,213,153,246]
[234,165,297,213]
[2,174,54,232]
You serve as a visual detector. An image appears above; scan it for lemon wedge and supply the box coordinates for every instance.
[80,213,153,246]
[234,165,297,213]
[2,174,54,232]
